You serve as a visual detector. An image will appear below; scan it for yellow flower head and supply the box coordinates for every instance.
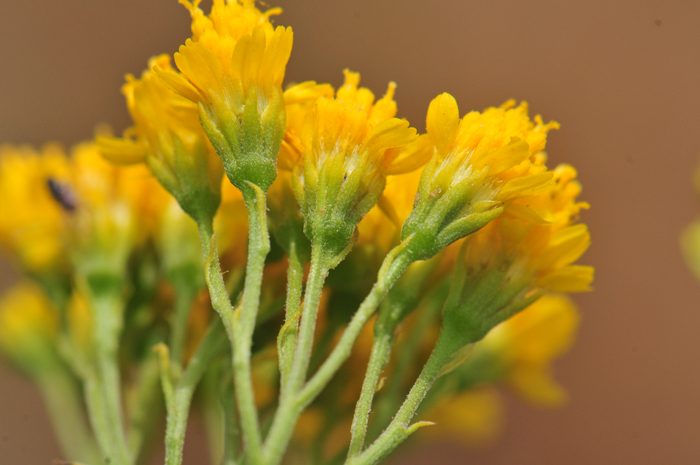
[0,282,58,372]
[283,71,424,266]
[439,163,590,348]
[156,0,293,194]
[479,293,581,405]
[98,55,223,226]
[0,144,69,272]
[462,163,593,294]
[66,142,157,269]
[1,140,165,278]
[402,94,558,261]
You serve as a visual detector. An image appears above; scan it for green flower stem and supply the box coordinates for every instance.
[298,247,412,409]
[37,368,103,465]
[127,353,164,465]
[367,283,448,443]
[86,289,131,465]
[197,183,269,465]
[347,261,444,459]
[84,370,123,464]
[277,239,305,396]
[262,246,329,465]
[198,223,235,337]
[163,320,228,465]
[228,187,271,465]
[220,373,241,465]
[169,275,199,366]
[286,246,327,395]
[263,243,413,465]
[346,332,392,459]
[346,330,457,465]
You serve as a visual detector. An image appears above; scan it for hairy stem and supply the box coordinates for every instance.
[84,288,130,465]
[263,243,413,465]
[346,331,455,465]
[262,246,328,465]
[346,332,392,459]
[277,239,305,397]
[169,277,199,366]
[163,320,228,465]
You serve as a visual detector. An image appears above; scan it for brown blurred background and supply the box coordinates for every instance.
[1,0,699,463]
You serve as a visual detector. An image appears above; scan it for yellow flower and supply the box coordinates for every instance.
[422,388,503,445]
[2,139,169,279]
[156,0,293,193]
[0,282,58,372]
[478,293,581,405]
[98,55,223,226]
[67,142,158,270]
[0,144,69,272]
[439,162,591,349]
[402,94,558,260]
[283,70,423,265]
[462,163,593,294]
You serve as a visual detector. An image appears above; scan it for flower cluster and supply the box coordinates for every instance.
[0,2,592,465]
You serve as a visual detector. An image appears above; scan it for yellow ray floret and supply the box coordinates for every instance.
[0,141,167,274]
[98,55,222,224]
[462,163,593,294]
[425,95,556,198]
[479,293,581,405]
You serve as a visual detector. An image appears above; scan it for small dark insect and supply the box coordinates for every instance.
[47,178,77,212]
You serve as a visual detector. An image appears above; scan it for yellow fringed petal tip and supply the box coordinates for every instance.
[168,0,292,116]
[425,93,558,200]
[400,95,561,261]
[0,282,58,366]
[483,293,581,406]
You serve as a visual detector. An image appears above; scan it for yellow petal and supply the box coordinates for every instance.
[154,66,202,104]
[504,202,555,224]
[96,136,146,165]
[384,134,432,175]
[538,265,594,292]
[508,363,568,406]
[426,93,460,155]
[497,171,553,200]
